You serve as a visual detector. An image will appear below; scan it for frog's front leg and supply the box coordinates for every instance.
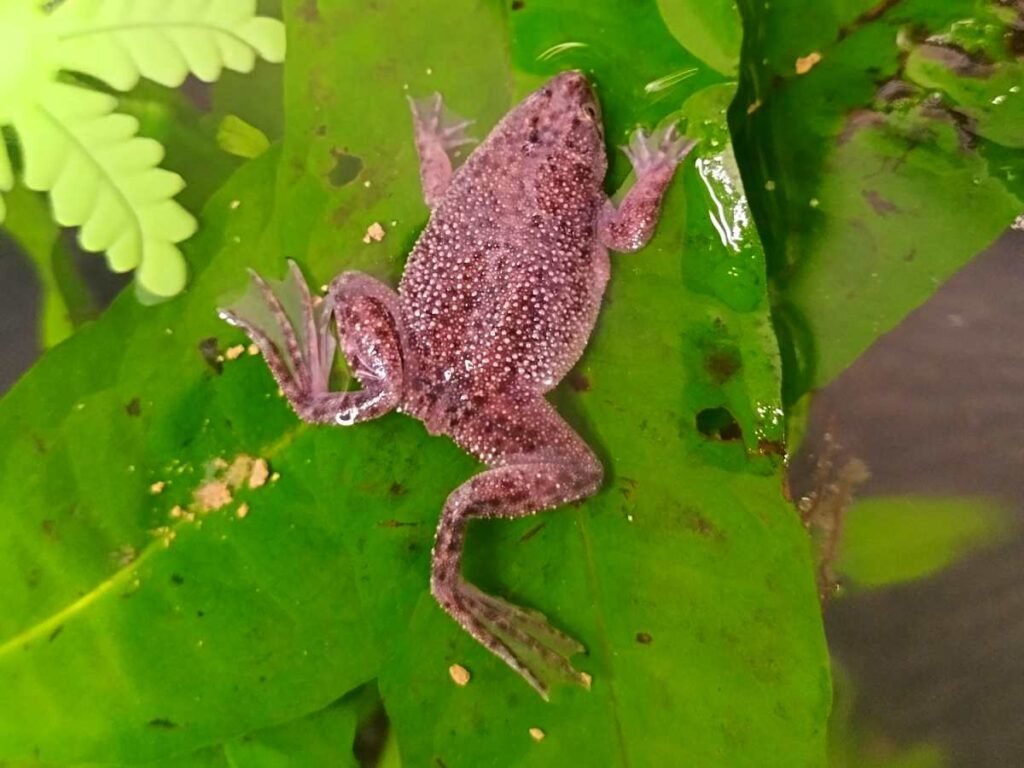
[599,124,697,252]
[219,262,404,425]
[432,394,602,699]
[408,93,475,208]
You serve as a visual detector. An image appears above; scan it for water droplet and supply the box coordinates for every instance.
[809,197,820,208]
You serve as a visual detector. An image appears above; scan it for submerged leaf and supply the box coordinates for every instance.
[839,496,1012,589]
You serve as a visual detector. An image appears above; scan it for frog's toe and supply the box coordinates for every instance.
[460,584,590,700]
[623,123,697,173]
[408,93,477,152]
[218,262,336,394]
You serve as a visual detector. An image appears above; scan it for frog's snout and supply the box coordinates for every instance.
[553,70,595,105]
[551,70,602,127]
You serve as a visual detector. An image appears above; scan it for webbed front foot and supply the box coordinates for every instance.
[218,262,405,425]
[599,123,697,252]
[408,92,476,208]
[623,123,697,175]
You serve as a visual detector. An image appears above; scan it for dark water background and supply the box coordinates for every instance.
[2,228,1022,767]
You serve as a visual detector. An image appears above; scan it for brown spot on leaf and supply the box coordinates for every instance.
[148,718,177,729]
[125,397,141,417]
[918,43,993,78]
[705,348,741,384]
[389,482,408,497]
[297,0,320,22]
[863,189,900,216]
[636,631,653,644]
[683,510,725,542]
[171,573,185,586]
[567,370,591,392]
[49,625,63,642]
[512,0,525,9]
[757,439,787,458]
[518,522,546,543]
[838,0,904,39]
[198,337,223,374]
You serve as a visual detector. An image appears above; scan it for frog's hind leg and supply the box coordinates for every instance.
[218,262,405,426]
[408,92,476,208]
[598,123,697,252]
[432,395,602,699]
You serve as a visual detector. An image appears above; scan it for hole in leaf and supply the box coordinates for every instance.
[696,407,742,441]
[329,150,364,187]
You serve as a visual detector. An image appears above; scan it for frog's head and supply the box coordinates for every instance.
[509,70,605,168]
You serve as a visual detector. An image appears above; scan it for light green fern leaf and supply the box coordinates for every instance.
[0,138,12,223]
[0,0,285,298]
[50,0,287,91]
[12,81,197,295]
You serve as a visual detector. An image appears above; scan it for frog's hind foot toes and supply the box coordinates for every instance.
[623,123,697,174]
[408,92,477,154]
[218,261,335,397]
[457,583,590,700]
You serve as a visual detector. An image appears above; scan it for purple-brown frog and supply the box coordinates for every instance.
[219,71,694,698]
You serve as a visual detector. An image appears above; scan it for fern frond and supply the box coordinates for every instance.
[0,139,12,223]
[12,81,197,296]
[49,0,286,91]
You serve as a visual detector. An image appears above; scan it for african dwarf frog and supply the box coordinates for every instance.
[221,71,694,698]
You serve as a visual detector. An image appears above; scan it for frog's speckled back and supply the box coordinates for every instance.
[398,72,610,399]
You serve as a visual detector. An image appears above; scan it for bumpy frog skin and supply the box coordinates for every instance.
[220,71,694,698]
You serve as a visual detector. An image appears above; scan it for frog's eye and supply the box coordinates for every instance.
[582,104,598,121]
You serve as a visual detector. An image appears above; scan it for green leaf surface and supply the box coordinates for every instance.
[732,0,1024,400]
[0,0,827,766]
[838,496,1011,588]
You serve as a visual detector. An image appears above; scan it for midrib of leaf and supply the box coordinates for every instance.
[575,506,632,768]
[33,101,142,248]
[58,22,256,49]
[0,540,155,657]
[0,417,311,661]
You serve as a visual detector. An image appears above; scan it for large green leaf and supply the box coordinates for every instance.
[732,0,1024,400]
[0,0,828,765]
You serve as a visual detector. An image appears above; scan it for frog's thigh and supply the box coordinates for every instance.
[407,93,475,208]
[328,271,406,396]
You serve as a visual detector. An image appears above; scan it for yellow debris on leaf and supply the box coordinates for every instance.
[362,222,386,244]
[449,664,471,687]
[795,52,822,75]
